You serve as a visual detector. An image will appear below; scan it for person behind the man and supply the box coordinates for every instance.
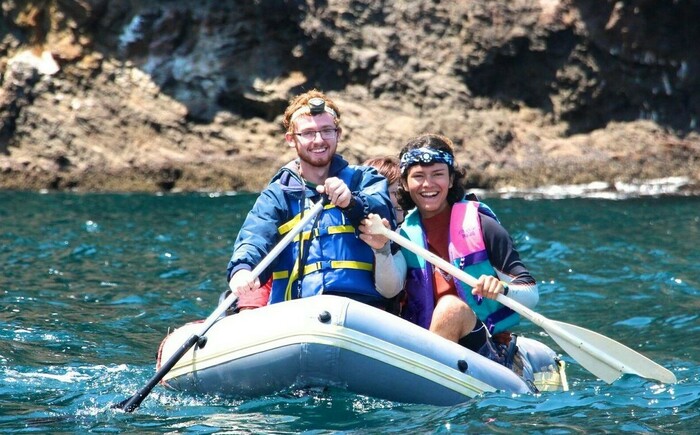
[226,89,396,307]
[363,156,404,224]
[360,155,407,312]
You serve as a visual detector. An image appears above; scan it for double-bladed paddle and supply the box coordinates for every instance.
[114,199,326,412]
[364,214,677,385]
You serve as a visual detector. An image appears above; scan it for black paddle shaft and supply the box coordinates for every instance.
[114,199,326,412]
[114,333,200,412]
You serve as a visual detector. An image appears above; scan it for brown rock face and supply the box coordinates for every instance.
[1,0,698,194]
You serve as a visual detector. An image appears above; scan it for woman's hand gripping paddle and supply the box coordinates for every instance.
[363,214,676,385]
[114,200,326,412]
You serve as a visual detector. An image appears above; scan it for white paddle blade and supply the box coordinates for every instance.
[548,320,677,384]
[379,222,677,386]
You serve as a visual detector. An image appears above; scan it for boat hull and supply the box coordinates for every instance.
[158,295,566,405]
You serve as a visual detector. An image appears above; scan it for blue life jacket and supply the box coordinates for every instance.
[268,166,380,303]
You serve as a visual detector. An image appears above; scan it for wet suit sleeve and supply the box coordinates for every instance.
[480,212,539,308]
[372,242,407,298]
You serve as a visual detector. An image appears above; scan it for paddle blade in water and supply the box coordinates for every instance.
[547,320,677,384]
[374,218,677,386]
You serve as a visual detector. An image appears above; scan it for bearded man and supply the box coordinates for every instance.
[226,89,396,308]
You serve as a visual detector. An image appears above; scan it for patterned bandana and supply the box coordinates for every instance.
[399,147,454,175]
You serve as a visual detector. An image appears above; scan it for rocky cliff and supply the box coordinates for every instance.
[1,0,699,195]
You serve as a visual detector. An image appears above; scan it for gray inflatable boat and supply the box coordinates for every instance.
[158,295,567,405]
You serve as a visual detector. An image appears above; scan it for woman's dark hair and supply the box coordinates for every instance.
[396,133,466,211]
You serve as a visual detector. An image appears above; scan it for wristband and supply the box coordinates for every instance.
[501,281,509,296]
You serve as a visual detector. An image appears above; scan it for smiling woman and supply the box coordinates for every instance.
[388,133,541,371]
[403,160,453,218]
[397,140,462,217]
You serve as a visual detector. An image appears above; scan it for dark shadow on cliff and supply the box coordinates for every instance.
[462,1,700,136]
[572,0,700,135]
[461,30,573,119]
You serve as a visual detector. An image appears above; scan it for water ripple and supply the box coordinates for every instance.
[1,192,698,433]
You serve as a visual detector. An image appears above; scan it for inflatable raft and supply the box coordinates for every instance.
[158,295,568,406]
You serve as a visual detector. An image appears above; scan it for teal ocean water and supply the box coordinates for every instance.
[1,191,698,433]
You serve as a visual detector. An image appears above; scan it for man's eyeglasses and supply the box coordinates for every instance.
[294,128,338,142]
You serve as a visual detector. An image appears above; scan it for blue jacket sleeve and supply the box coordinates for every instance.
[226,187,287,283]
[342,166,395,228]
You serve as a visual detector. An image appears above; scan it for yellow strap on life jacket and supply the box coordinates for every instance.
[283,238,305,301]
[273,225,358,284]
[273,270,290,280]
[278,203,337,235]
[273,260,374,279]
[297,225,356,242]
[302,260,374,275]
[280,260,374,301]
[277,203,355,301]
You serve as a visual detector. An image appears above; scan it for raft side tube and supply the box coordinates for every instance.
[157,295,566,404]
